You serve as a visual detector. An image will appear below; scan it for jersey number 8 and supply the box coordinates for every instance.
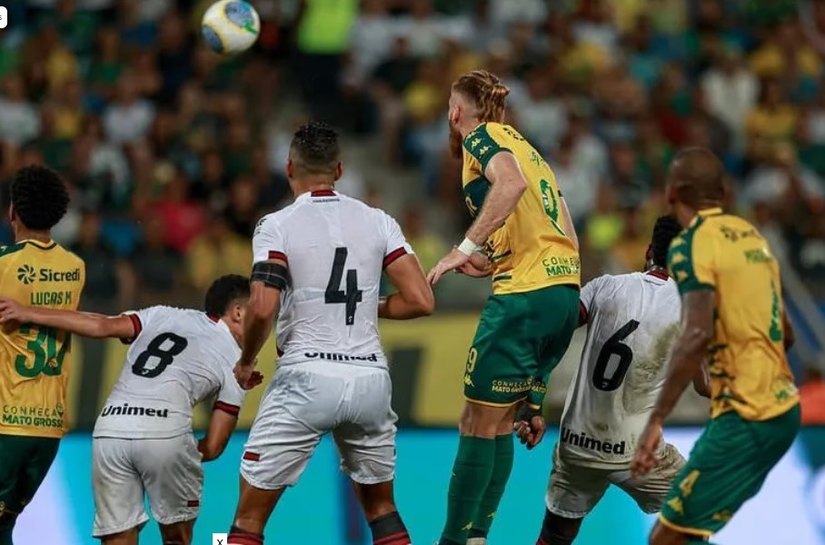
[132,332,189,378]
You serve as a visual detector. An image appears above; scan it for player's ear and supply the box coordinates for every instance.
[286,158,294,180]
[8,205,14,224]
[333,161,343,182]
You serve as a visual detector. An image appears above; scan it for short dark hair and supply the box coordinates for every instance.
[204,275,250,317]
[289,121,340,176]
[668,147,725,207]
[10,165,70,231]
[649,215,683,268]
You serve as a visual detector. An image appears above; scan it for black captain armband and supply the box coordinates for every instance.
[251,262,289,290]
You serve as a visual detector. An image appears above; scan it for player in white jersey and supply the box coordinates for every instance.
[226,122,434,545]
[528,216,710,545]
[0,275,260,545]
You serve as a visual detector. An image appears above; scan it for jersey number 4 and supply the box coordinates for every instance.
[592,320,640,391]
[132,332,188,378]
[325,247,363,326]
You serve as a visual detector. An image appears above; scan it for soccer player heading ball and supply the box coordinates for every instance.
[632,147,800,545]
[428,70,581,545]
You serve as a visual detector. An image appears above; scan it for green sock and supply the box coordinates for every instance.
[468,434,514,539]
[439,436,497,545]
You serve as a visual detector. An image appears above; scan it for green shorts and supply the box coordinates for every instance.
[0,434,60,519]
[463,284,580,407]
[659,404,801,538]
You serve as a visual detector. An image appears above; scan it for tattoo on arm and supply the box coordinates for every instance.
[465,152,527,245]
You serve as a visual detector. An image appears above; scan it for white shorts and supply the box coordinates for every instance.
[241,361,397,489]
[546,442,685,518]
[92,434,203,537]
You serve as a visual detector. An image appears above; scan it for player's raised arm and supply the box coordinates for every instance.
[380,254,434,319]
[237,215,287,385]
[0,298,137,340]
[465,152,528,246]
[239,258,284,367]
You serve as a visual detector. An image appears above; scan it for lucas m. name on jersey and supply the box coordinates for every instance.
[560,426,627,455]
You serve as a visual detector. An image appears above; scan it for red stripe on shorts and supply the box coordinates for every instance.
[374,531,411,545]
[243,451,260,461]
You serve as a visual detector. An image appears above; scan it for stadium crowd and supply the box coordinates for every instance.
[1,0,825,415]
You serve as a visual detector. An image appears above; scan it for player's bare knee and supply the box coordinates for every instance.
[649,523,688,545]
[159,521,193,545]
[459,403,504,438]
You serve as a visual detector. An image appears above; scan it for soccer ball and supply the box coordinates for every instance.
[201,0,260,55]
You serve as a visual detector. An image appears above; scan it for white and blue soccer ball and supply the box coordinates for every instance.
[201,0,260,55]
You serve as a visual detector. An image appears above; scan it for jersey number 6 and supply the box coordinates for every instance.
[592,319,640,392]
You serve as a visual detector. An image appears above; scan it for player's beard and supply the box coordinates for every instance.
[449,122,463,159]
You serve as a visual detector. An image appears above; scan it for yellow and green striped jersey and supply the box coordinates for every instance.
[668,209,798,421]
[461,122,580,295]
[0,239,85,438]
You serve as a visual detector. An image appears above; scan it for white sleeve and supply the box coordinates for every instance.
[252,215,287,265]
[213,363,246,416]
[580,276,607,323]
[382,212,414,269]
[120,306,164,344]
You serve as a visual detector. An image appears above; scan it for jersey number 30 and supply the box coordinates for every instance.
[132,332,188,378]
[325,247,363,326]
[592,320,640,391]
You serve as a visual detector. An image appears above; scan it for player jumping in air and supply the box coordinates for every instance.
[632,147,800,545]
[427,70,580,545]
[0,166,85,545]
[0,275,260,545]
[533,215,711,545]
[226,122,433,545]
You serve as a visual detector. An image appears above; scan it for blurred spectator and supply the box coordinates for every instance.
[749,18,821,80]
[513,66,566,154]
[154,166,207,253]
[103,72,156,145]
[72,211,135,312]
[186,213,252,292]
[295,0,358,122]
[608,207,649,272]
[745,79,798,164]
[401,206,447,273]
[552,135,598,229]
[223,176,260,238]
[0,74,40,145]
[131,215,184,306]
[701,46,758,151]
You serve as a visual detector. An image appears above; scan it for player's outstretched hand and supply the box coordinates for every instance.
[427,247,471,285]
[631,418,663,478]
[234,361,263,390]
[514,415,546,450]
[0,298,28,325]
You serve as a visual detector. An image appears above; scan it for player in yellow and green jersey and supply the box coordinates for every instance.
[632,148,800,545]
[0,166,85,545]
[427,70,581,545]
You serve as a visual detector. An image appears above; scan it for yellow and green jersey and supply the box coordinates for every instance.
[0,239,85,438]
[461,122,580,295]
[668,208,798,421]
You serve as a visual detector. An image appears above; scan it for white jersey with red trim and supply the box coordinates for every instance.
[253,190,413,369]
[92,306,246,440]
[558,272,681,469]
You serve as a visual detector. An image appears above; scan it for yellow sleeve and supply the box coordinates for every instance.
[668,225,715,295]
[462,122,512,171]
